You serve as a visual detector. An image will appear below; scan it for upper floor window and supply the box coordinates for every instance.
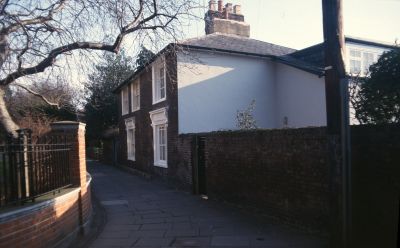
[349,49,362,75]
[152,57,166,104]
[131,78,140,112]
[121,86,129,115]
[362,52,375,73]
[348,49,378,75]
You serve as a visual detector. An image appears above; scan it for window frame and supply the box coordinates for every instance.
[131,78,140,112]
[152,56,167,104]
[349,49,362,75]
[347,47,379,76]
[149,107,168,168]
[362,51,375,74]
[154,124,167,166]
[125,118,135,161]
[121,86,129,116]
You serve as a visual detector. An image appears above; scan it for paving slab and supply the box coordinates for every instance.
[87,161,327,248]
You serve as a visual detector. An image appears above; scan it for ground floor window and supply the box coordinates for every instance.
[125,118,135,161]
[155,124,167,164]
[149,108,168,168]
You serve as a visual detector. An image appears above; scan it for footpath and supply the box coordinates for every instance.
[87,161,326,248]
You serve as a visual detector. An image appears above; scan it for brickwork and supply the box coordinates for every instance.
[169,135,194,189]
[175,125,400,235]
[204,9,250,37]
[50,122,87,188]
[0,186,90,248]
[117,51,191,186]
[350,124,400,247]
[117,66,156,175]
[0,121,92,248]
[189,128,330,231]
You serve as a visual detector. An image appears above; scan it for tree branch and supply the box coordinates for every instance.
[14,83,60,108]
[0,0,10,15]
[0,3,177,86]
[6,0,68,33]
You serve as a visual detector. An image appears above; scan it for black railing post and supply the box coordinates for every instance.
[26,129,34,200]
[17,129,28,203]
[8,134,18,204]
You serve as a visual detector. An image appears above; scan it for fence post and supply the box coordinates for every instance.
[50,121,87,188]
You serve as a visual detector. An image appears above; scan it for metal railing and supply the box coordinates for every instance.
[0,130,72,208]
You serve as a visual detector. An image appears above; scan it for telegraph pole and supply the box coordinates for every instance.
[322,0,351,247]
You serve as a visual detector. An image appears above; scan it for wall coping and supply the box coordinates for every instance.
[0,173,92,223]
[50,121,86,131]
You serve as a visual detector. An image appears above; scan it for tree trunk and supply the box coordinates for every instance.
[0,86,19,138]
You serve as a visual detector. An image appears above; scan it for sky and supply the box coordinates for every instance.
[184,0,400,49]
[30,0,399,96]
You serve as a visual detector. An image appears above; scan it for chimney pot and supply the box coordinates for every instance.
[225,3,233,13]
[218,0,223,12]
[233,5,241,14]
[209,1,217,11]
[204,1,250,37]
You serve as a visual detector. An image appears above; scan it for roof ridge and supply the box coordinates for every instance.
[178,34,210,44]
[179,33,296,52]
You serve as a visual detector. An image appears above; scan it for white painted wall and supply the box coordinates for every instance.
[275,63,327,128]
[177,51,276,134]
[176,41,392,132]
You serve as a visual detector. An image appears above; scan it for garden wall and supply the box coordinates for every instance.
[179,124,400,239]
[350,124,399,247]
[0,121,93,248]
[198,128,330,230]
[0,178,92,248]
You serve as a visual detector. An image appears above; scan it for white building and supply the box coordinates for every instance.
[114,1,394,172]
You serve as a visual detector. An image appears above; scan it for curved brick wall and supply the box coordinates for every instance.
[0,176,92,248]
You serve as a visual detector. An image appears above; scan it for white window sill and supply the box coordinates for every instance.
[128,156,135,161]
[154,161,167,168]
[132,108,140,113]
[152,98,166,105]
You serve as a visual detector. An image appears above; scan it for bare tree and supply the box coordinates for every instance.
[0,0,199,137]
[5,78,79,138]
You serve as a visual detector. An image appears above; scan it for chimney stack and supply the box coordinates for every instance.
[204,1,250,37]
[208,0,217,11]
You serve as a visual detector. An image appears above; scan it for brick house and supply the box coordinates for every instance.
[113,1,394,187]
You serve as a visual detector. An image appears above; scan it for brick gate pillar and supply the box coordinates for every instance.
[50,121,92,234]
[50,121,87,188]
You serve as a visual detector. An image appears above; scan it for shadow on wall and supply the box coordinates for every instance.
[177,52,276,133]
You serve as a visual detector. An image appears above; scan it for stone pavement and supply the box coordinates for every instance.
[87,161,327,248]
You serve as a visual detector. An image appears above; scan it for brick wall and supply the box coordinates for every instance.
[180,125,399,237]
[350,124,400,247]
[0,183,92,248]
[196,128,330,231]
[0,121,93,248]
[169,135,194,189]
